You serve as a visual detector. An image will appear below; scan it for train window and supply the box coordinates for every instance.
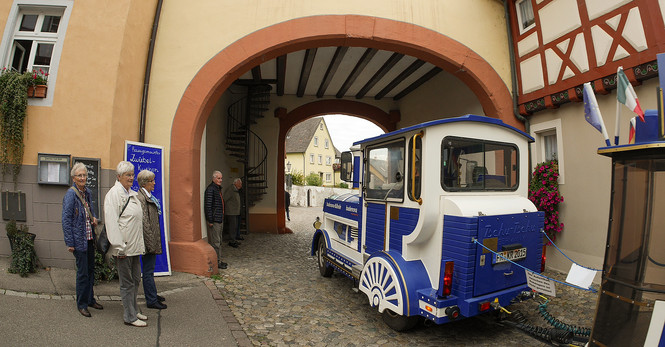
[365,139,405,201]
[408,133,422,202]
[441,137,518,191]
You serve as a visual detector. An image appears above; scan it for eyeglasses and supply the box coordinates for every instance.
[74,174,87,178]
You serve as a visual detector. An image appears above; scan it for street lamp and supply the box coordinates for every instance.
[286,161,291,173]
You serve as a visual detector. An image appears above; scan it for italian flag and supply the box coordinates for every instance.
[617,67,645,122]
[628,117,636,144]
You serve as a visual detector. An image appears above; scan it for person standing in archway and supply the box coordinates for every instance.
[204,171,227,269]
[224,178,243,242]
[285,190,291,221]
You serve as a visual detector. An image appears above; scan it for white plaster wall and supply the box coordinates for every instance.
[531,77,659,275]
[288,185,355,207]
[520,54,545,93]
[585,0,633,20]
[539,0,581,45]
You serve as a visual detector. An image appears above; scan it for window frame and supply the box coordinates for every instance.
[364,138,406,203]
[324,138,329,149]
[0,0,73,107]
[515,0,536,34]
[326,156,331,165]
[441,136,520,192]
[313,136,318,147]
[530,119,565,184]
[309,153,314,164]
[318,154,322,165]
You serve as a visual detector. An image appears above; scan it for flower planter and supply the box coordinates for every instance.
[27,85,47,98]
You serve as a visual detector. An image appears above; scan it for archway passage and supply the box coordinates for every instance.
[169,15,516,275]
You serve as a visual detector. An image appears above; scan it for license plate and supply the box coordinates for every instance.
[494,247,527,264]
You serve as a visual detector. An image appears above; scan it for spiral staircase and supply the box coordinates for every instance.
[225,84,271,232]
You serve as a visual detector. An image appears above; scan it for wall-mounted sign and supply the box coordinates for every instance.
[125,141,171,276]
[37,153,70,185]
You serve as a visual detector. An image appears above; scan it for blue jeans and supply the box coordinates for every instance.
[73,240,96,310]
[141,254,157,305]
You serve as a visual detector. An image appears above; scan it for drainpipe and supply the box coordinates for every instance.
[504,0,529,134]
[139,0,164,142]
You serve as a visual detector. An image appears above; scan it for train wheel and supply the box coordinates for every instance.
[382,309,420,332]
[317,237,334,277]
[359,256,410,329]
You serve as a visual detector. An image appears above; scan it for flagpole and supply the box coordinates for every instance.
[614,67,622,145]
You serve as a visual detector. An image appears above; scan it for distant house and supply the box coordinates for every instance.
[285,117,340,187]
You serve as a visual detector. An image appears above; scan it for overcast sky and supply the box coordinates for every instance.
[323,114,385,152]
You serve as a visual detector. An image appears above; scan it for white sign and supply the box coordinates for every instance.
[644,300,665,347]
[526,271,556,297]
[565,263,596,290]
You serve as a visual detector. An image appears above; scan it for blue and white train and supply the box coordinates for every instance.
[311,114,545,331]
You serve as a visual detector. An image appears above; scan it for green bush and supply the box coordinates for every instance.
[94,250,117,284]
[305,173,322,186]
[7,223,38,277]
[290,171,304,186]
[338,182,348,188]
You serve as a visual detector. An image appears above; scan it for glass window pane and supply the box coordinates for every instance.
[519,0,535,29]
[442,137,518,190]
[33,43,53,66]
[41,15,61,33]
[544,133,557,161]
[19,14,37,32]
[366,141,405,200]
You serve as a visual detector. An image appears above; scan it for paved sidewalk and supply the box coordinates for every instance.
[0,256,244,347]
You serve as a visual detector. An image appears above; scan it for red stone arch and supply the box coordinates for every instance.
[169,15,516,275]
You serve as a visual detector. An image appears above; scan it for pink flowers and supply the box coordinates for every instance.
[529,160,563,243]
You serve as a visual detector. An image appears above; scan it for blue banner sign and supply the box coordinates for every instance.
[125,141,171,276]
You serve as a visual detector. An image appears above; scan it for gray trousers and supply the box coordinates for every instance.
[207,222,223,263]
[116,255,142,323]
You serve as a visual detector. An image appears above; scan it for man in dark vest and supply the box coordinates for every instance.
[204,170,228,269]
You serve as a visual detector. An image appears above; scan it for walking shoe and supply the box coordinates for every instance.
[79,308,91,317]
[218,262,228,269]
[228,241,239,248]
[89,303,103,310]
[157,295,166,302]
[147,302,167,309]
[236,236,244,241]
[125,319,147,327]
[136,313,148,320]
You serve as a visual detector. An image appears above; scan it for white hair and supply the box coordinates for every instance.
[116,161,135,176]
[70,162,87,177]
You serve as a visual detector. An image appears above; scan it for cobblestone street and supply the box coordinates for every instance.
[215,206,598,346]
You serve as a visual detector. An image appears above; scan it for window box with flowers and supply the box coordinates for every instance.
[27,69,48,98]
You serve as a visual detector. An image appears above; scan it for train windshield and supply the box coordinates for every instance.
[365,139,405,201]
[441,136,518,191]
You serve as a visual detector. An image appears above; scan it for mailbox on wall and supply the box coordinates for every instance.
[37,153,70,186]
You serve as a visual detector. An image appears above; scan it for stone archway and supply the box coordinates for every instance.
[168,15,516,275]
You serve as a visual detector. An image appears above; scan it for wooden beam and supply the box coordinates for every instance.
[251,66,262,82]
[375,59,425,100]
[336,48,377,99]
[297,48,317,97]
[392,66,441,100]
[317,46,348,98]
[276,55,287,96]
[356,53,404,99]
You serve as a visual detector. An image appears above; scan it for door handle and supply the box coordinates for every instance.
[504,271,514,276]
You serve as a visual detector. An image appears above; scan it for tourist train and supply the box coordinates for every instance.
[311,114,544,331]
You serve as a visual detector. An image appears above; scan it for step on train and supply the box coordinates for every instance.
[311,114,544,331]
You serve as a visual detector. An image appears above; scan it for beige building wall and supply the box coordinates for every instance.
[146,0,512,204]
[0,0,157,266]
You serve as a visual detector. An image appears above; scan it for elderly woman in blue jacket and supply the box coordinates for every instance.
[62,162,102,318]
[104,161,147,327]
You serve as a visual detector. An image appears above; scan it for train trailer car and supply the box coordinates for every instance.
[311,115,545,331]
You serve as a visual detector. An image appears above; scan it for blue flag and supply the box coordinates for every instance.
[583,83,611,146]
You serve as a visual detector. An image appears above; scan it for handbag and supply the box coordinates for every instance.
[70,187,129,256]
